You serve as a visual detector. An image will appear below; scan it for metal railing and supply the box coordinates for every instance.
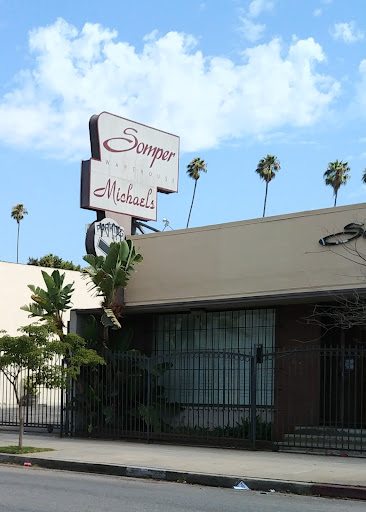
[0,362,65,433]
[68,347,365,452]
[270,346,365,453]
[2,347,365,452]
[69,350,270,447]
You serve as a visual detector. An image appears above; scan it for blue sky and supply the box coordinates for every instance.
[1,0,366,265]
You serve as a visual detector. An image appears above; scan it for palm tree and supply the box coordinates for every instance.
[362,168,366,185]
[11,203,28,263]
[255,155,281,217]
[186,157,207,228]
[323,160,350,207]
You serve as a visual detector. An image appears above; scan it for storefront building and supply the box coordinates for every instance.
[108,202,366,451]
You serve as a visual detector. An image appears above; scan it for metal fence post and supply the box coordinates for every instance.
[250,346,257,448]
[60,382,64,438]
[147,357,151,443]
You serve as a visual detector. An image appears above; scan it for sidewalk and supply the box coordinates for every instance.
[1,431,366,500]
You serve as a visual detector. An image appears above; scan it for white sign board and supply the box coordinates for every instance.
[81,112,180,221]
[85,218,125,257]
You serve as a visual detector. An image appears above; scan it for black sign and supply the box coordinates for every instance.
[319,222,365,246]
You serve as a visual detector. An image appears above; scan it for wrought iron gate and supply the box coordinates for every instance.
[2,347,364,453]
[67,346,365,453]
[0,364,65,433]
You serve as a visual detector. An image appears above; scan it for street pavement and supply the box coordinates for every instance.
[1,465,365,512]
[0,431,366,500]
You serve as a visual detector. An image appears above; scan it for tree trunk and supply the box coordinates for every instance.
[263,182,269,217]
[186,180,198,228]
[18,399,24,449]
[334,193,337,207]
[13,383,24,449]
[16,222,20,264]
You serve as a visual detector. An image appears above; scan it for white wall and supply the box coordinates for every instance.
[0,262,100,335]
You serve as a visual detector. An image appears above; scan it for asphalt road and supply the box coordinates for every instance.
[0,465,364,512]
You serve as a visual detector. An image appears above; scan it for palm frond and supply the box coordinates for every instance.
[255,154,280,183]
[324,159,351,203]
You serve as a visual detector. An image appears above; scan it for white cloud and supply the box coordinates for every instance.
[332,21,364,43]
[356,59,366,112]
[239,16,266,42]
[240,0,275,41]
[314,0,333,16]
[247,0,274,18]
[0,19,340,159]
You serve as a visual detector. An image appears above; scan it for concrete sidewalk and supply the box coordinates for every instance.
[0,431,366,500]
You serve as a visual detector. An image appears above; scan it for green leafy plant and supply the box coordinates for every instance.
[71,352,179,438]
[20,270,74,335]
[9,270,105,447]
[133,360,178,434]
[82,240,143,344]
[81,314,134,353]
[27,254,81,271]
[0,323,104,449]
[23,375,38,399]
[167,416,271,441]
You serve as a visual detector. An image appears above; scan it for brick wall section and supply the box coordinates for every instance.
[273,304,322,441]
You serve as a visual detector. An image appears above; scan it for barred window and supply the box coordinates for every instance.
[153,309,275,406]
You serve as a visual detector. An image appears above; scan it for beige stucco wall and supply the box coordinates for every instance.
[0,262,100,335]
[127,203,366,308]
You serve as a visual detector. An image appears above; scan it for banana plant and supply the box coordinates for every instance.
[82,240,143,342]
[20,270,74,335]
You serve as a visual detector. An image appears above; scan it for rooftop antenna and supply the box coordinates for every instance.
[162,218,174,231]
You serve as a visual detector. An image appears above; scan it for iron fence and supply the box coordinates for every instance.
[68,346,365,452]
[270,346,366,453]
[69,349,271,447]
[1,347,365,452]
[0,360,66,433]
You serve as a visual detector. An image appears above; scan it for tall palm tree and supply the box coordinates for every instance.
[255,155,281,217]
[323,160,350,207]
[186,157,207,228]
[11,203,28,263]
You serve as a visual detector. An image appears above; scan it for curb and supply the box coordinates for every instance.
[1,454,365,500]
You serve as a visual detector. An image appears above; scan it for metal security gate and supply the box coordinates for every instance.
[68,346,365,453]
[0,362,66,433]
[269,346,366,453]
[3,345,364,453]
[69,350,271,447]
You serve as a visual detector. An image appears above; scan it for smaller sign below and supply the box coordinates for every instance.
[86,217,125,257]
